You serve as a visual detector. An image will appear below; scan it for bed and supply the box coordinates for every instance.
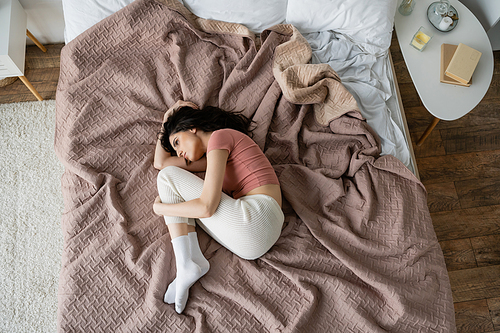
[55,0,455,331]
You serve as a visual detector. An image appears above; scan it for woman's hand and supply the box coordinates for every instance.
[153,196,165,216]
[163,100,199,122]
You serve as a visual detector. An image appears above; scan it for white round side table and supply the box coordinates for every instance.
[394,0,494,146]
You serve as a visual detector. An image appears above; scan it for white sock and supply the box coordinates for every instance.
[164,232,210,306]
[167,234,206,314]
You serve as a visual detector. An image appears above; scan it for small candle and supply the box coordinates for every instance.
[410,26,433,51]
[411,31,431,50]
[439,17,453,30]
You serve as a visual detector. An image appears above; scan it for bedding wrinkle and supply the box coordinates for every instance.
[54,0,455,331]
[304,31,412,169]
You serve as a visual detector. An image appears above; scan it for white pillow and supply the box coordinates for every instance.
[182,0,287,33]
[286,0,398,54]
[63,0,287,43]
[62,0,136,43]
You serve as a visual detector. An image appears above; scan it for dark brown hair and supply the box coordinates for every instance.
[160,106,253,154]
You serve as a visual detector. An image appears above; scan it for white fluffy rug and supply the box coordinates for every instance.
[0,100,63,333]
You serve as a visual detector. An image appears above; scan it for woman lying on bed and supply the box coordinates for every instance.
[152,100,284,314]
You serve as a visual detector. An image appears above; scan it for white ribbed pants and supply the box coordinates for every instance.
[157,166,284,260]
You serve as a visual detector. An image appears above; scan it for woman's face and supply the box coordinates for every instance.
[169,129,205,163]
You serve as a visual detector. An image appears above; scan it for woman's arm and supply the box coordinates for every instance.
[153,136,207,172]
[153,149,229,218]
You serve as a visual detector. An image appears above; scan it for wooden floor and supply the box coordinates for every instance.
[0,44,61,103]
[390,33,500,333]
[2,40,500,332]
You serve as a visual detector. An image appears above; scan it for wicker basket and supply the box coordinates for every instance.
[0,76,19,87]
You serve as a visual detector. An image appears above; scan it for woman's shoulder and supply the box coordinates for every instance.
[208,129,237,152]
[211,128,251,142]
[209,128,255,153]
[214,128,246,136]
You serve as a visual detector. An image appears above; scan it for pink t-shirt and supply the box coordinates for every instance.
[206,128,279,199]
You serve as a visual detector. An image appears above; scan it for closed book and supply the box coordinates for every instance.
[440,44,471,87]
[445,43,482,84]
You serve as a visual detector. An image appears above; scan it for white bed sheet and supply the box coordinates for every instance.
[62,0,136,44]
[304,31,412,171]
[287,0,398,56]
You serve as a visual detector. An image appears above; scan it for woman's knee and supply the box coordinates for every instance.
[157,165,184,182]
[157,166,187,189]
[157,166,184,201]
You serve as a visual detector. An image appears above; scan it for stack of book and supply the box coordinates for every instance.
[440,43,482,87]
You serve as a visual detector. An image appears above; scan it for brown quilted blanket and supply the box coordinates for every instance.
[54,0,456,331]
